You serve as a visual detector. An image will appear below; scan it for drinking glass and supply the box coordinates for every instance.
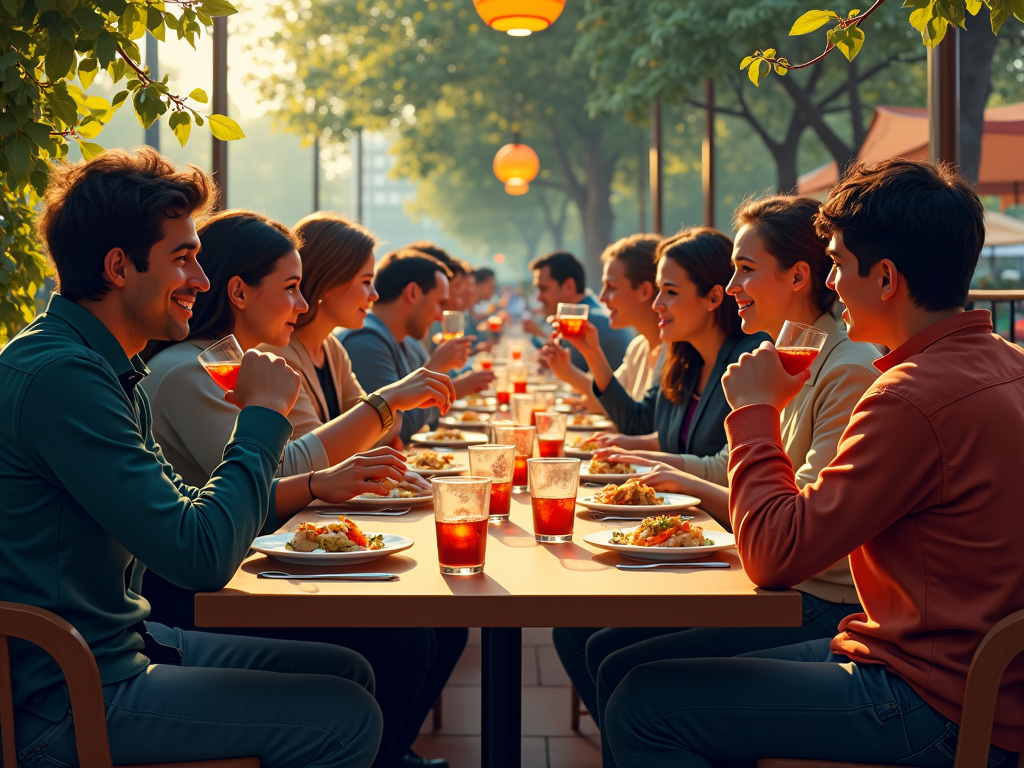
[509,341,524,361]
[198,334,244,392]
[492,423,536,489]
[535,412,567,458]
[477,352,494,371]
[431,476,491,575]
[442,311,465,341]
[494,368,511,407]
[555,303,589,339]
[468,444,516,521]
[511,393,535,426]
[776,321,829,375]
[488,315,503,334]
[508,359,528,393]
[527,458,581,543]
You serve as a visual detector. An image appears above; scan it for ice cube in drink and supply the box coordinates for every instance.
[557,317,586,337]
[531,497,576,542]
[435,519,488,574]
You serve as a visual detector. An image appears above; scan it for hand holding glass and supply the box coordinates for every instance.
[431,477,491,575]
[555,303,589,339]
[442,311,465,341]
[776,321,828,375]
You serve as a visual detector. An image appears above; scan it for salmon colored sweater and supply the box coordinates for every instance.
[726,311,1024,751]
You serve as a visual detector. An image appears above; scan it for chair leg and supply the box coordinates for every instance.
[431,692,442,731]
[570,684,583,731]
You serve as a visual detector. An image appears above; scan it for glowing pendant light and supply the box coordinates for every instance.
[473,0,566,36]
[493,139,540,196]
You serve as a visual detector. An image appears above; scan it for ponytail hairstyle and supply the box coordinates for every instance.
[732,195,837,315]
[658,227,739,404]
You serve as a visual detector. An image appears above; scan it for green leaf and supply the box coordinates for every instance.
[6,133,31,178]
[208,113,245,140]
[76,139,104,160]
[93,0,128,15]
[169,110,191,146]
[132,86,166,128]
[111,89,129,108]
[762,47,776,58]
[0,0,17,17]
[44,38,75,81]
[965,0,982,12]
[848,8,861,17]
[188,87,208,103]
[22,121,52,147]
[193,112,204,126]
[75,118,103,138]
[47,83,79,126]
[834,25,865,60]
[1013,0,1024,21]
[78,57,98,89]
[789,9,838,35]
[199,0,237,16]
[95,30,118,68]
[70,7,105,31]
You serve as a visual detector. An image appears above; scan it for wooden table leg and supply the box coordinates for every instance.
[481,627,522,768]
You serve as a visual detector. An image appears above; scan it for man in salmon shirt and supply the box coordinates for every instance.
[603,158,1024,767]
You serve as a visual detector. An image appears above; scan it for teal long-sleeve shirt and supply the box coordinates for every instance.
[0,295,291,723]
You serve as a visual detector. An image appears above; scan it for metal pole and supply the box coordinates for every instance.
[702,79,715,229]
[355,129,364,223]
[144,33,160,151]
[650,100,663,235]
[212,16,228,210]
[928,28,960,166]
[313,136,320,213]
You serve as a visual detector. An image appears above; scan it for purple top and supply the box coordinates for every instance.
[679,393,700,454]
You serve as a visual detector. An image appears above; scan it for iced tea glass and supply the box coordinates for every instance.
[488,315,503,334]
[535,412,567,458]
[198,334,244,392]
[776,320,828,375]
[492,423,536,490]
[468,444,516,521]
[441,311,465,341]
[494,368,511,407]
[477,352,494,371]
[528,458,581,543]
[431,476,491,575]
[511,393,535,426]
[555,303,589,339]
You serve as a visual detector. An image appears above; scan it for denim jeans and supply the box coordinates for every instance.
[605,637,1018,768]
[15,622,383,768]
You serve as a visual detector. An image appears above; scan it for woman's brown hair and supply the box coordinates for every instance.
[600,233,662,288]
[658,227,740,404]
[733,194,837,315]
[292,213,378,328]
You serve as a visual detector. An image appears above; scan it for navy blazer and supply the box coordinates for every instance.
[596,332,769,456]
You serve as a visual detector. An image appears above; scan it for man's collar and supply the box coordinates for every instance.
[45,294,150,394]
[875,309,992,372]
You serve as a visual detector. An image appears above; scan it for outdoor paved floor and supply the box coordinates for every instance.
[414,627,602,767]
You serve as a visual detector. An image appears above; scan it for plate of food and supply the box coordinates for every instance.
[405,450,467,478]
[581,458,642,484]
[564,436,601,458]
[344,478,434,509]
[582,516,733,562]
[450,395,498,413]
[253,517,415,565]
[410,428,489,448]
[566,413,615,431]
[440,411,491,430]
[577,478,700,514]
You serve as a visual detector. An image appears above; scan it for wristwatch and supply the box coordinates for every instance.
[360,393,394,431]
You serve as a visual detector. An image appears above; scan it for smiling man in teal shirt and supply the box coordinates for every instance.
[0,148,382,767]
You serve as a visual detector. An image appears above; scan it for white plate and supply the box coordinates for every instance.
[566,417,614,431]
[450,398,498,413]
[406,463,468,478]
[580,464,643,484]
[583,527,734,562]
[440,415,490,430]
[253,532,415,565]
[345,493,434,509]
[576,491,702,514]
[411,432,490,448]
[564,446,596,459]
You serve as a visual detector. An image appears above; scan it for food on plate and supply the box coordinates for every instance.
[360,480,425,499]
[287,518,384,553]
[611,515,712,548]
[569,413,606,426]
[458,411,487,422]
[464,393,485,405]
[588,458,635,475]
[568,437,600,452]
[408,450,455,470]
[594,477,663,506]
[428,428,465,441]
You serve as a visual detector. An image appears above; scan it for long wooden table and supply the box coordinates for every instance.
[195,458,801,768]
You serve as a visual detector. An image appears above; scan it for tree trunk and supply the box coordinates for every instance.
[578,132,615,281]
[959,7,1000,184]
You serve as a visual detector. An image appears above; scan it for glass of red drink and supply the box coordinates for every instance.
[441,311,465,341]
[511,393,535,426]
[555,303,589,339]
[477,352,494,371]
[488,315,503,334]
[492,423,536,490]
[197,334,244,393]
[431,476,491,575]
[494,368,511,407]
[535,412,567,458]
[527,457,581,543]
[468,444,516,521]
[775,320,829,375]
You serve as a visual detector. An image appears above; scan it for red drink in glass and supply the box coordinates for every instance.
[511,349,522,361]
[531,497,576,538]
[529,407,544,426]
[513,381,528,394]
[777,346,820,375]
[496,390,511,405]
[481,359,493,370]
[538,437,563,457]
[435,519,488,571]
[558,317,586,337]
[488,316,502,333]
[488,480,513,519]
[205,362,241,392]
[513,454,529,486]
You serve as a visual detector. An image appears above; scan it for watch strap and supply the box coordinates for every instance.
[361,393,394,431]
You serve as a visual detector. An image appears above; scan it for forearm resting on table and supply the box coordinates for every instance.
[310,401,386,464]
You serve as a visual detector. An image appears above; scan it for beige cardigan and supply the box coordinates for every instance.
[681,311,879,604]
[142,340,329,486]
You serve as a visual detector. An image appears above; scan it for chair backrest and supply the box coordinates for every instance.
[955,607,1024,768]
[0,601,114,768]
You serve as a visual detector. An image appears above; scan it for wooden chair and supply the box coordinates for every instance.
[570,683,589,731]
[0,601,259,768]
[759,608,1024,768]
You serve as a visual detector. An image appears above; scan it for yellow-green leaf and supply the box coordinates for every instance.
[208,113,245,140]
[76,118,103,139]
[763,47,777,58]
[789,9,838,35]
[189,87,209,103]
[77,140,105,160]
[78,58,98,90]
[747,59,762,86]
[169,111,191,146]
[965,0,982,11]
[834,25,865,60]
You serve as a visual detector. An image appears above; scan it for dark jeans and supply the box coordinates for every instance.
[605,638,1019,768]
[143,570,467,768]
[16,622,382,768]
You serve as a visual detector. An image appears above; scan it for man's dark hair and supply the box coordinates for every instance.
[405,241,466,276]
[374,249,453,303]
[38,147,216,302]
[528,250,586,293]
[473,267,496,282]
[601,234,662,289]
[815,158,985,312]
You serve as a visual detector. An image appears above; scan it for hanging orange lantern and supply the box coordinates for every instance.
[494,140,540,196]
[473,0,565,36]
